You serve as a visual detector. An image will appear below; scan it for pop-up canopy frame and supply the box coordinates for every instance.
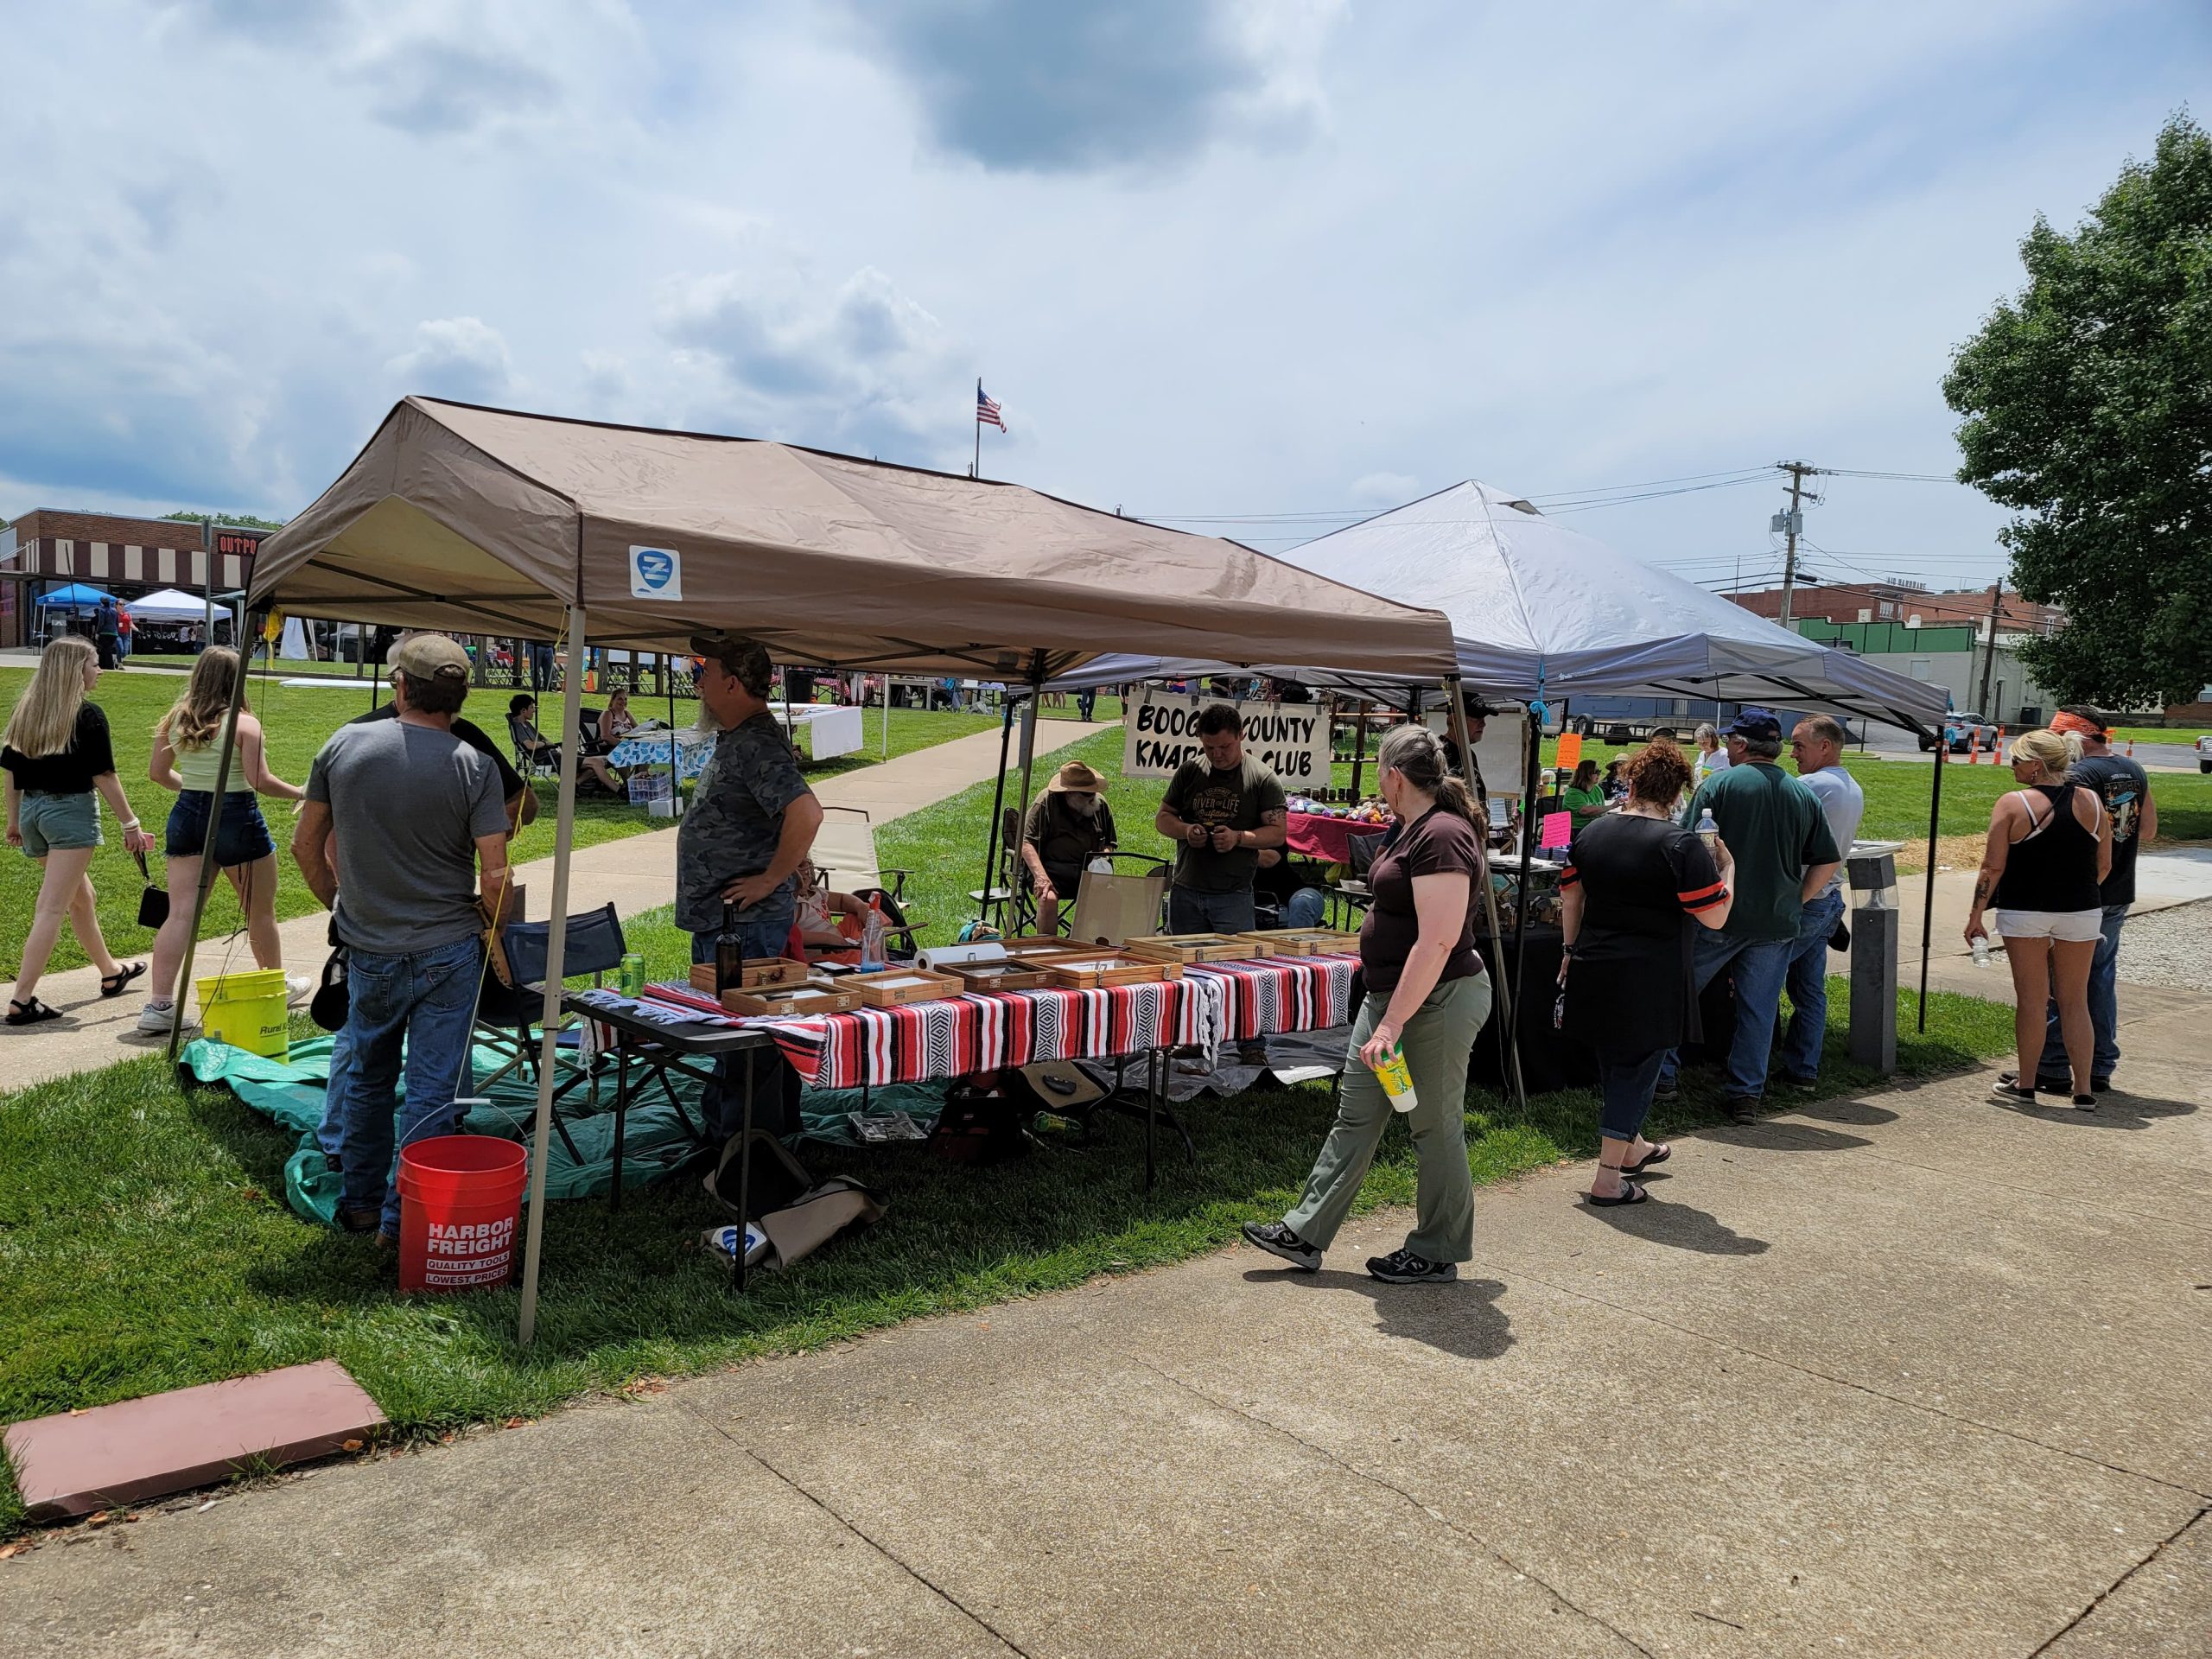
[204,396,1460,1340]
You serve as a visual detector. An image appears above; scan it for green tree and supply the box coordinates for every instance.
[1943,113,2212,709]
[159,510,287,531]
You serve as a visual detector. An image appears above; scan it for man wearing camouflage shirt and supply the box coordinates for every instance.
[680,632,823,1136]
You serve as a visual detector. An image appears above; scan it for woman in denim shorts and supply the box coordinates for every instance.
[3,635,155,1023]
[141,648,308,1035]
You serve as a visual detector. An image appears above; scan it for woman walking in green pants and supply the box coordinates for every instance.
[1244,723,1491,1283]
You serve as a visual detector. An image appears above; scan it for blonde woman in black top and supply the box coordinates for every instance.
[2,637,155,1023]
[1967,728,2110,1109]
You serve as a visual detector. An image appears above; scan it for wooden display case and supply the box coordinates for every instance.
[1120,932,1274,963]
[1235,929,1354,957]
[690,957,810,995]
[851,969,964,1007]
[1040,954,1178,989]
[721,980,860,1018]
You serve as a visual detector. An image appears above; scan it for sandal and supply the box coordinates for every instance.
[1624,1142,1671,1176]
[5,996,63,1027]
[1583,1181,1649,1207]
[99,963,146,998]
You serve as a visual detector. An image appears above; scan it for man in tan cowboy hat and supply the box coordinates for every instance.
[1020,760,1117,933]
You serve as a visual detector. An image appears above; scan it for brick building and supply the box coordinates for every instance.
[0,510,264,648]
[1726,581,2063,635]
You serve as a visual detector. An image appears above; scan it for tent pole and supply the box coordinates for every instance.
[167,617,258,1062]
[1008,657,1046,927]
[1445,677,1523,1115]
[1917,735,1943,1034]
[1349,698,1370,803]
[881,671,891,763]
[518,601,587,1348]
[1508,700,1541,1107]
[666,654,680,819]
[977,690,1017,926]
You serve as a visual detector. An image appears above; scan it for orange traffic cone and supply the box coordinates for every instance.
[2126,737,2135,756]
[1993,724,2006,760]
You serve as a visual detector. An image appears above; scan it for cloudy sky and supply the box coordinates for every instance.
[3,0,2202,597]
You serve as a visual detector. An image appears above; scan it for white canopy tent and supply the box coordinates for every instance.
[1051,480,1949,730]
[127,587,213,621]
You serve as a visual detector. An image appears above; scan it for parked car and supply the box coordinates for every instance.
[1936,711,1997,753]
[2197,734,2211,775]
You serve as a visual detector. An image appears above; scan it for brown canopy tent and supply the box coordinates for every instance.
[205,396,1459,1340]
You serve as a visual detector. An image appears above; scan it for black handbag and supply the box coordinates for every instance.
[133,849,169,931]
[310,946,350,1032]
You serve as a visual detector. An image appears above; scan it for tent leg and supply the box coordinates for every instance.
[977,693,1017,926]
[1007,658,1046,929]
[167,620,258,1062]
[1508,703,1541,1109]
[1444,677,1523,1116]
[518,601,588,1348]
[1348,699,1370,803]
[1917,738,1943,1034]
[881,671,891,762]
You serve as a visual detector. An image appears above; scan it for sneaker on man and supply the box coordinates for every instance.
[1241,1220,1320,1272]
[136,1001,196,1036]
[1365,1249,1456,1285]
[286,973,314,1007]
[1725,1096,1760,1125]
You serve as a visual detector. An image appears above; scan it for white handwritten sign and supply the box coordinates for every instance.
[1122,686,1332,787]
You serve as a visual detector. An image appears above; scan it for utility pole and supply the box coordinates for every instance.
[1976,581,2003,713]
[1775,461,1814,630]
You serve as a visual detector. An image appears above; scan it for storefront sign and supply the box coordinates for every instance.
[1122,686,1332,786]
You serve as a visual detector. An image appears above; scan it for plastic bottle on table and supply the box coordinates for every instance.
[860,894,888,969]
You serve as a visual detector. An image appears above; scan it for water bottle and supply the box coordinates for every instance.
[715,901,744,994]
[1371,1044,1419,1114]
[859,894,888,969]
[1971,935,1991,969]
[1695,807,1719,855]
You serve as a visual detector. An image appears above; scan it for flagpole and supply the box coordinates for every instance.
[973,378,982,479]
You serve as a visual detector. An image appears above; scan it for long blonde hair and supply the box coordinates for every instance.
[156,647,240,753]
[3,635,95,759]
[2008,727,2083,779]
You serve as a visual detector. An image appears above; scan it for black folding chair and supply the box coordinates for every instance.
[474,903,636,1161]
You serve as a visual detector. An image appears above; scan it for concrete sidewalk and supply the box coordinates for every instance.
[6,976,2206,1654]
[3,720,1109,1093]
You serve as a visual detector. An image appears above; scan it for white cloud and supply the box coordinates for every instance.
[388,318,515,404]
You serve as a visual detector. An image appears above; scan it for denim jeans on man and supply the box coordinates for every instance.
[1168,887,1257,935]
[2037,902,2127,1085]
[1778,888,1846,1084]
[337,936,483,1233]
[1279,886,1327,931]
[1656,929,1796,1102]
[690,893,798,1140]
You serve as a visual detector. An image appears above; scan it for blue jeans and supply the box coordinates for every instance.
[1168,887,1257,934]
[2038,902,2126,1084]
[1657,930,1796,1102]
[317,1019,354,1167]
[1779,889,1846,1084]
[690,895,798,1141]
[336,936,484,1233]
[1279,887,1327,931]
[1599,1048,1669,1143]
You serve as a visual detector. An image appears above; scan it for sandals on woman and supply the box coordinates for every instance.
[6,996,63,1026]
[1624,1142,1671,1176]
[99,963,146,998]
[1583,1181,1648,1207]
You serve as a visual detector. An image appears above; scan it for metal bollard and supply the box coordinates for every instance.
[1845,847,1900,1073]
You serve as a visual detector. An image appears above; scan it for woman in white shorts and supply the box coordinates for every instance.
[1965,728,2111,1109]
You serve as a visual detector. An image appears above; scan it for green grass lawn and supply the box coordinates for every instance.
[0,964,2012,1532]
[0,666,994,980]
[2105,725,2212,747]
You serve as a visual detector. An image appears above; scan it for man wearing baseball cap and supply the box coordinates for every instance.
[293,632,512,1244]
[680,632,823,1140]
[1656,707,1841,1122]
[2032,707,2156,1091]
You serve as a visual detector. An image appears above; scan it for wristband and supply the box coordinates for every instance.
[119,819,141,831]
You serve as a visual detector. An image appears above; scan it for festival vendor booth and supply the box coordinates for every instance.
[1051,480,1953,1092]
[193,396,1458,1338]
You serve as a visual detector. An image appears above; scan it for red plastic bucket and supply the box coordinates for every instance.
[396,1135,528,1294]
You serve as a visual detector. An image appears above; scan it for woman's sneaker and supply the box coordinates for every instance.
[1240,1220,1320,1272]
[1365,1249,1456,1285]
[286,974,314,1007]
[136,1001,195,1036]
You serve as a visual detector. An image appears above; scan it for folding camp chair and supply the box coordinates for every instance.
[474,903,637,1161]
[810,804,923,957]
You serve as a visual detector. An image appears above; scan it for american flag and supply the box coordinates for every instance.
[976,382,1007,431]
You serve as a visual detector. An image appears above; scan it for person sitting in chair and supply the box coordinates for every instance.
[790,858,868,960]
[508,694,620,794]
[1021,761,1117,933]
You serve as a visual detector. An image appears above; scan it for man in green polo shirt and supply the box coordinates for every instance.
[1656,708,1840,1121]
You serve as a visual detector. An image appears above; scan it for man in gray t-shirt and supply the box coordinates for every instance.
[1778,715,1866,1090]
[293,633,512,1244]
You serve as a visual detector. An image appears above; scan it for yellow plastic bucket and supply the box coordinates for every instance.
[195,969,290,1058]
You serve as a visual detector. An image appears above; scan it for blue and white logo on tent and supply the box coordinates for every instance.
[628,544,681,601]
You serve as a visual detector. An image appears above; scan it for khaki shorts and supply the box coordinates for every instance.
[1995,908,2102,944]
[19,791,100,858]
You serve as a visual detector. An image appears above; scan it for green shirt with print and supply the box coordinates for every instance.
[1682,760,1840,940]
[1161,754,1287,893]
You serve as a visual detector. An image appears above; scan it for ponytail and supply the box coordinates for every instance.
[1376,723,1476,823]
